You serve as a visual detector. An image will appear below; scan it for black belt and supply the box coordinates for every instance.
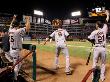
[95,46,105,48]
[12,48,19,50]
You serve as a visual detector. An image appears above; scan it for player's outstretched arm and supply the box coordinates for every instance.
[44,38,49,45]
[44,36,52,45]
[105,10,110,23]
[25,16,30,32]
[102,10,110,33]
[10,15,16,28]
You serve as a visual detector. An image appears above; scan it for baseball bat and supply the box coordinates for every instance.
[43,41,47,45]
[0,51,33,78]
[86,52,91,65]
[86,44,93,65]
[81,68,94,82]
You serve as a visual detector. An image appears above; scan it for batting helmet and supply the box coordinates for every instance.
[52,19,62,27]
[12,20,20,27]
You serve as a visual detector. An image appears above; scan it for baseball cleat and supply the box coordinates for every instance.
[66,71,72,75]
[65,67,73,75]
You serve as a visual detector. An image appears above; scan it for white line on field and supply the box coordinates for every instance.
[47,44,110,53]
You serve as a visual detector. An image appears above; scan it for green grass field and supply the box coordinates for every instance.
[23,40,110,63]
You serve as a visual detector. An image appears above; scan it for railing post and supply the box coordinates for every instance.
[31,45,36,81]
[22,44,36,81]
[92,66,100,82]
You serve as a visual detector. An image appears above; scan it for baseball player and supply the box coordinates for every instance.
[44,19,72,75]
[87,10,109,82]
[9,15,30,82]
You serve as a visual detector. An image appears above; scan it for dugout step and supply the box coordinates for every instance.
[0,52,13,68]
[0,68,28,82]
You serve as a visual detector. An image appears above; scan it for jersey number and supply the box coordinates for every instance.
[98,35,104,43]
[58,32,62,36]
[10,36,14,42]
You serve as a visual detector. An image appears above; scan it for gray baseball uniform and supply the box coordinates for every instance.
[88,24,108,80]
[50,28,71,72]
[9,27,26,80]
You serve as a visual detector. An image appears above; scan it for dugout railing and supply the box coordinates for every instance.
[0,44,37,81]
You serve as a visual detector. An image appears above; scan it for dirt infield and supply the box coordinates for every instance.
[21,49,110,82]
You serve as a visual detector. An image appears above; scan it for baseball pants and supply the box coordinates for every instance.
[55,45,70,72]
[10,49,21,80]
[92,47,106,80]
